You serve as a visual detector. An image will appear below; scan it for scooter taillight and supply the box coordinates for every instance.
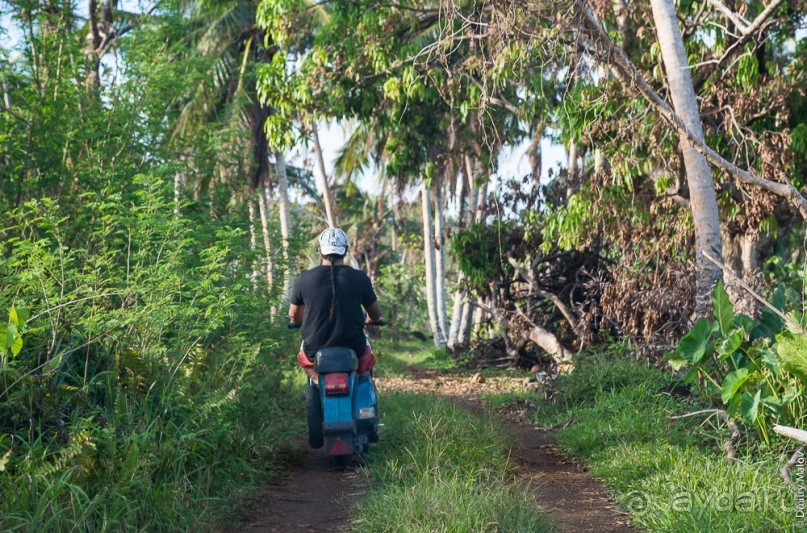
[324,373,349,395]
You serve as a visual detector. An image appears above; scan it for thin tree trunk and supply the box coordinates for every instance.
[475,168,488,223]
[248,199,259,290]
[85,0,101,91]
[613,0,634,50]
[464,154,479,226]
[528,125,543,182]
[275,151,293,298]
[456,163,468,231]
[173,173,182,216]
[594,65,609,174]
[257,188,274,293]
[457,154,482,343]
[448,169,467,348]
[312,125,338,227]
[448,282,465,348]
[458,295,474,344]
[421,182,444,346]
[432,178,449,338]
[567,140,578,198]
[649,0,723,317]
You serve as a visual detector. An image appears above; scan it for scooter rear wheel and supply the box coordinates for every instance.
[306,384,324,449]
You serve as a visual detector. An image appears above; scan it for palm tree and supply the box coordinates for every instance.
[173,0,272,192]
[172,0,305,296]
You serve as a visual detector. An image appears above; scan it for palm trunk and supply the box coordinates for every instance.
[312,125,338,227]
[432,178,449,338]
[421,182,445,346]
[248,199,259,290]
[448,170,467,348]
[650,0,723,317]
[257,188,274,293]
[457,154,482,344]
[275,151,293,298]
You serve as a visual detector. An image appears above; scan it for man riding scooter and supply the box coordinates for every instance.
[288,228,383,458]
[288,227,382,385]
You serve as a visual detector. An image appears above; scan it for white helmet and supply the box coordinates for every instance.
[318,227,349,256]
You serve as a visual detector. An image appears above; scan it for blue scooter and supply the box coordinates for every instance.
[290,322,383,465]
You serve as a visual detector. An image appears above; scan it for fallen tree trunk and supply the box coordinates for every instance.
[773,425,807,444]
[471,299,574,372]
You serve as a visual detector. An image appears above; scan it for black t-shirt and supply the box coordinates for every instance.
[290,265,378,360]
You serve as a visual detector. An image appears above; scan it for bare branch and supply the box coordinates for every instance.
[507,254,580,333]
[712,0,785,73]
[0,105,31,125]
[705,0,750,32]
[703,251,807,337]
[573,0,807,220]
[671,409,740,459]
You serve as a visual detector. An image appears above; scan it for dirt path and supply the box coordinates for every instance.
[512,420,634,531]
[227,444,366,532]
[379,371,634,532]
[233,369,632,532]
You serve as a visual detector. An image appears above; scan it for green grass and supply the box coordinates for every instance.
[354,392,552,532]
[372,337,456,377]
[489,354,800,532]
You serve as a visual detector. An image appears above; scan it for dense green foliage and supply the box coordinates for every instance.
[0,2,306,527]
[0,180,305,528]
[672,281,807,444]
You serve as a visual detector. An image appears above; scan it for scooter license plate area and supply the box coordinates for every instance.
[324,373,349,395]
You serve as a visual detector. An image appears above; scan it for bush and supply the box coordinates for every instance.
[0,182,301,529]
[670,280,807,445]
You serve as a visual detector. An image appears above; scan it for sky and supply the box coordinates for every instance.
[295,120,567,199]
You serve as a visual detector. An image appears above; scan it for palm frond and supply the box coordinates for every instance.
[334,121,377,181]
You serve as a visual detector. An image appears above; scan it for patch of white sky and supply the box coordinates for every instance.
[299,119,568,210]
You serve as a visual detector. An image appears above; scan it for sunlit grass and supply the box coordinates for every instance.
[372,337,456,377]
[488,355,800,532]
[354,392,553,532]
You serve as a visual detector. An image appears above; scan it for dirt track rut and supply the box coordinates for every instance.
[232,371,633,532]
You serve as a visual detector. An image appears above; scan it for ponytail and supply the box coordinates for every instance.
[329,262,337,322]
[325,253,344,322]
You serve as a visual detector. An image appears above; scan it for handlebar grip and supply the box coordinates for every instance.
[368,320,387,326]
[288,323,301,330]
